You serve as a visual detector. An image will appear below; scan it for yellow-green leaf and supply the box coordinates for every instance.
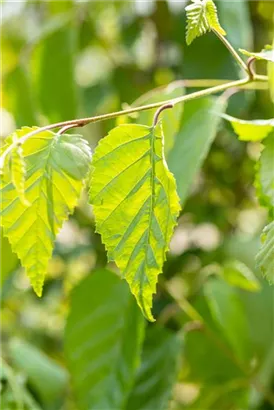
[89,124,180,321]
[221,113,274,141]
[205,0,226,36]
[10,136,29,207]
[0,127,91,296]
[239,46,274,62]
[185,0,225,46]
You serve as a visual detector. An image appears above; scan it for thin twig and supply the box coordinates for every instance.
[153,103,174,127]
[0,75,268,166]
[247,57,256,80]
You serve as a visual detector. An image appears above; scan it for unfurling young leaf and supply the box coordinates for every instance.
[0,127,91,296]
[221,113,274,141]
[89,124,181,321]
[256,222,274,283]
[185,0,226,46]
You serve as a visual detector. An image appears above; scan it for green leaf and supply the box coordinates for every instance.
[268,40,274,103]
[221,113,274,141]
[64,269,145,410]
[255,134,274,209]
[133,84,184,154]
[167,96,226,204]
[256,222,274,282]
[204,278,253,364]
[125,326,182,410]
[239,46,274,62]
[89,124,180,321]
[185,0,226,46]
[9,339,68,407]
[221,260,261,292]
[0,127,91,296]
[1,229,19,284]
[205,0,226,36]
[38,22,78,122]
[10,138,29,207]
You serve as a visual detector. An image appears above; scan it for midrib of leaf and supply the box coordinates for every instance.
[32,135,58,291]
[141,127,157,318]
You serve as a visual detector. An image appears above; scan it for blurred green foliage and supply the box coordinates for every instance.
[1,1,274,409]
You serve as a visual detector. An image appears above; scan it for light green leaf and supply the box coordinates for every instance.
[0,127,91,296]
[9,339,68,407]
[89,124,180,321]
[221,113,274,141]
[125,326,182,410]
[133,84,184,154]
[10,137,29,207]
[205,0,226,36]
[185,0,225,46]
[64,269,145,410]
[221,260,260,292]
[256,222,274,282]
[1,229,19,285]
[239,46,274,62]
[268,40,274,102]
[167,96,226,204]
[255,134,274,209]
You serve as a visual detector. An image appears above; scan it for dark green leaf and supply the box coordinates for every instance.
[125,326,182,410]
[167,96,226,204]
[64,269,145,410]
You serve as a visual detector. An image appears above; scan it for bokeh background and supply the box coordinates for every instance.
[1,1,274,409]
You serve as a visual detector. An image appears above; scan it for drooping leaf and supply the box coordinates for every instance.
[185,0,225,46]
[9,339,68,407]
[89,124,180,321]
[255,134,274,209]
[256,222,274,283]
[167,96,226,204]
[38,21,78,122]
[221,260,261,292]
[132,84,184,154]
[221,113,274,141]
[64,269,145,410]
[204,278,253,364]
[0,127,91,296]
[239,46,274,63]
[125,326,182,410]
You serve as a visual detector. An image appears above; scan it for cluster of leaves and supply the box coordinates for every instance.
[1,1,274,409]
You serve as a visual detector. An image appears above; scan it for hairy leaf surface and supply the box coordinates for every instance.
[185,0,225,45]
[256,222,274,283]
[89,124,180,321]
[0,127,91,295]
[65,269,145,410]
[221,114,274,141]
[125,326,182,410]
[255,134,274,209]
